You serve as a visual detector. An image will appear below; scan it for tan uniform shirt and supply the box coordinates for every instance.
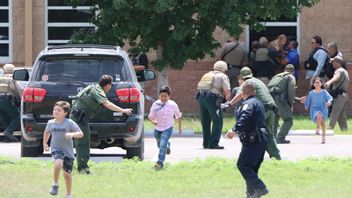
[219,42,248,66]
[209,71,231,97]
[0,74,19,98]
[333,68,350,91]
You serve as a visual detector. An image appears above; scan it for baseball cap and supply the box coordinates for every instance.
[240,67,253,78]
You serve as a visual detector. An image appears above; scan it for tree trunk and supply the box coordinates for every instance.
[156,43,169,93]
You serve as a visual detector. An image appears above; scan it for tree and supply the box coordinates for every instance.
[69,0,319,90]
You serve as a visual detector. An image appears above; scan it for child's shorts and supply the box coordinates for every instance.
[51,150,74,173]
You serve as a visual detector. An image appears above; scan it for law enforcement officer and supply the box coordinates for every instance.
[218,37,248,90]
[228,67,281,160]
[324,56,349,131]
[226,83,269,198]
[268,64,296,144]
[69,75,133,174]
[0,64,20,142]
[196,61,231,149]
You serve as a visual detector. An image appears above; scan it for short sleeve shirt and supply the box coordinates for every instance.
[88,85,108,104]
[45,118,81,159]
[72,84,108,117]
[209,72,231,97]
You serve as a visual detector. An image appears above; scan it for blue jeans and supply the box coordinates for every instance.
[154,127,173,165]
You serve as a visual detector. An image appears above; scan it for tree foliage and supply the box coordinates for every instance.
[68,0,319,70]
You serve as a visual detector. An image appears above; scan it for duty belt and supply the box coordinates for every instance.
[199,90,222,98]
[228,64,241,70]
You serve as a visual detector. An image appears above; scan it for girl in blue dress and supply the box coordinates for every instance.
[303,77,333,144]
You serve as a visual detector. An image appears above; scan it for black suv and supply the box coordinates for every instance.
[13,45,155,159]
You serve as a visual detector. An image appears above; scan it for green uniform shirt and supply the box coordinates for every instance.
[72,84,108,119]
[240,77,275,105]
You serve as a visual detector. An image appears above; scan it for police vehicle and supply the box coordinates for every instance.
[13,45,155,159]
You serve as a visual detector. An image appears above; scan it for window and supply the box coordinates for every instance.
[35,56,128,83]
[46,0,95,45]
[246,15,299,52]
[0,0,11,63]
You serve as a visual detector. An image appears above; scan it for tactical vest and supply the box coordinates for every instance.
[304,47,328,71]
[73,85,101,119]
[0,75,17,97]
[197,71,217,91]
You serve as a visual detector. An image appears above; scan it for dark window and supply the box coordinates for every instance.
[48,0,95,6]
[0,1,8,6]
[0,44,9,56]
[250,26,297,44]
[36,57,129,83]
[0,27,8,40]
[48,43,68,46]
[48,27,94,40]
[48,10,93,23]
[0,10,9,23]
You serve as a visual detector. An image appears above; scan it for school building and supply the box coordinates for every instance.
[1,0,351,113]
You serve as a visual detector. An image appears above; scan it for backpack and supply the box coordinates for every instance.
[267,73,290,97]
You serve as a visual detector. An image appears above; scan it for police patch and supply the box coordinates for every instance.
[242,104,249,110]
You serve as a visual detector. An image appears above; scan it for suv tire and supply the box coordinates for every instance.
[21,138,43,157]
[126,132,144,160]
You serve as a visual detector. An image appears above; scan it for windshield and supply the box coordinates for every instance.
[34,56,129,83]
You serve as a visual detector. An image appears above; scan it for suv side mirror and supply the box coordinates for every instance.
[13,69,29,81]
[137,69,156,82]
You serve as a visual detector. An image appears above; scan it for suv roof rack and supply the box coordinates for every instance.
[47,44,117,51]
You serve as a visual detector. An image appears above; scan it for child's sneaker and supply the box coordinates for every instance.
[315,129,320,135]
[154,162,163,170]
[49,184,59,196]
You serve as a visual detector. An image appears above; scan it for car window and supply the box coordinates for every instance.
[35,56,129,83]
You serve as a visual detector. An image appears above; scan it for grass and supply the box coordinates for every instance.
[144,115,352,135]
[1,156,352,197]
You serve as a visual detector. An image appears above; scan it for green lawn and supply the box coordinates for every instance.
[144,115,352,134]
[1,156,351,198]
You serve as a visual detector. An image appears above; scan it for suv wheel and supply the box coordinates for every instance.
[21,138,43,157]
[126,134,144,160]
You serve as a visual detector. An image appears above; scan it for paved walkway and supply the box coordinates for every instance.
[1,131,351,163]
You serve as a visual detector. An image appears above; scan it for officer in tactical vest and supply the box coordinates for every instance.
[268,64,296,144]
[196,61,231,149]
[324,56,350,131]
[0,64,20,142]
[228,67,281,160]
[69,75,133,174]
[226,83,269,198]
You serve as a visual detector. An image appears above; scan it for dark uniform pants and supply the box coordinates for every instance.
[198,94,223,148]
[237,139,267,195]
[69,114,90,171]
[0,97,20,135]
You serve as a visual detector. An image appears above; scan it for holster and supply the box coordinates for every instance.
[238,131,257,145]
[71,109,86,124]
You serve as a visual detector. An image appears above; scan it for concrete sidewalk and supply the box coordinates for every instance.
[144,129,335,137]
